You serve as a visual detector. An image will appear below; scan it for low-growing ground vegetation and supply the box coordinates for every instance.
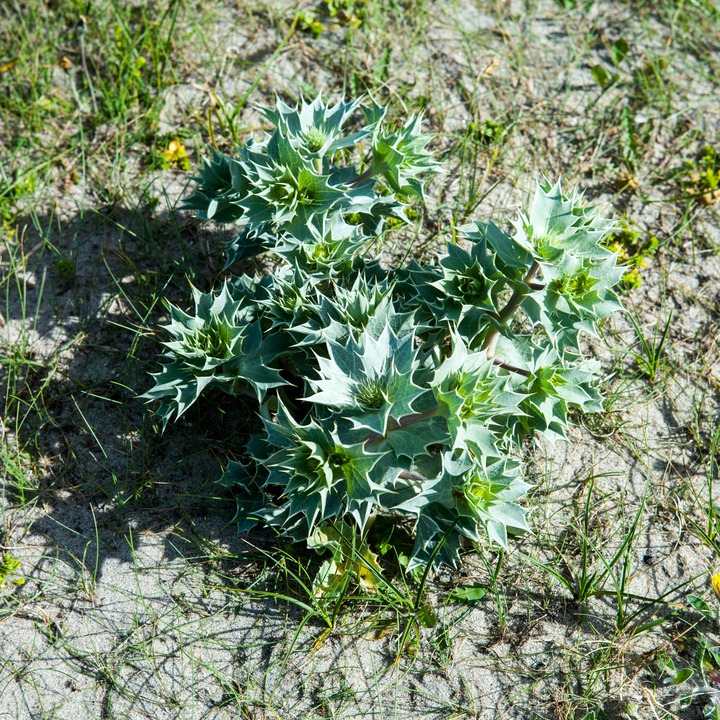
[1,1,719,719]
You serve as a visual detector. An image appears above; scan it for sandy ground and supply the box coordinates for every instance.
[2,1,720,718]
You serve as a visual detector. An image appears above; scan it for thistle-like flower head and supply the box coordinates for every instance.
[432,334,524,453]
[451,453,530,548]
[306,322,425,435]
[370,113,442,199]
[142,283,285,427]
[258,95,368,157]
[429,240,502,327]
[260,403,387,534]
[141,283,249,427]
[513,181,615,262]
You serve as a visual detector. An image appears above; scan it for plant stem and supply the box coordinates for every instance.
[398,470,430,485]
[482,261,539,360]
[492,358,531,377]
[365,406,440,446]
[350,166,376,187]
[77,17,98,115]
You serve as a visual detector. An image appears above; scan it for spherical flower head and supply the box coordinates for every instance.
[370,114,442,199]
[303,125,328,153]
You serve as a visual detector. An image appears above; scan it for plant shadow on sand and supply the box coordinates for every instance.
[0,203,539,719]
[0,204,300,717]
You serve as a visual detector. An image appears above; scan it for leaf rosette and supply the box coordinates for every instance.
[306,323,426,436]
[143,283,285,427]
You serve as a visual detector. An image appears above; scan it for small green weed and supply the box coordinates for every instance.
[297,10,325,38]
[627,53,674,112]
[0,444,42,506]
[526,476,692,633]
[680,404,720,558]
[466,118,507,146]
[655,588,720,719]
[324,0,367,25]
[0,553,24,588]
[682,145,720,205]
[606,217,659,290]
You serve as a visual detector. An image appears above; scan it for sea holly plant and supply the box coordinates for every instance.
[144,94,624,592]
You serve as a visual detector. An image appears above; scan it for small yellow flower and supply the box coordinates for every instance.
[1,219,16,241]
[711,570,720,600]
[162,139,190,170]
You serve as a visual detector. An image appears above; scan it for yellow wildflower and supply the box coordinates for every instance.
[162,139,190,170]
